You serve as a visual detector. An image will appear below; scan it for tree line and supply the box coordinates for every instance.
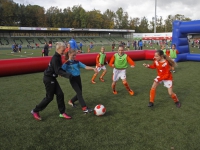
[0,0,191,32]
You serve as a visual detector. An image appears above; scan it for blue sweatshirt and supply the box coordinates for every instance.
[62,60,86,76]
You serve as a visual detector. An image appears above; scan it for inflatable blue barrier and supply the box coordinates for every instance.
[187,54,200,61]
[172,20,200,62]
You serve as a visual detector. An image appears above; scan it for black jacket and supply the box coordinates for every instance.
[44,52,72,79]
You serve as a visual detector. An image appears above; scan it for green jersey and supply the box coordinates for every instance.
[114,53,128,69]
[99,52,106,65]
[170,49,177,59]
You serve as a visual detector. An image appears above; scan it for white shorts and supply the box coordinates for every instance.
[159,80,173,88]
[96,65,106,72]
[112,68,126,82]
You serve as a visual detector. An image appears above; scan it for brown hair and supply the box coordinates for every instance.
[64,49,76,60]
[156,50,177,67]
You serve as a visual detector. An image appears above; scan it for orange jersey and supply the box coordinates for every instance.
[165,50,170,56]
[148,60,172,81]
[109,54,135,68]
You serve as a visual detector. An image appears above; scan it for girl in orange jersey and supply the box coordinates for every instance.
[109,45,135,96]
[143,50,181,108]
[91,46,108,83]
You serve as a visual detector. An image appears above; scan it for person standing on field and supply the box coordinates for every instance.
[31,42,73,121]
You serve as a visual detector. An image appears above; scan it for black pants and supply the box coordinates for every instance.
[70,76,86,107]
[44,50,48,56]
[33,76,66,114]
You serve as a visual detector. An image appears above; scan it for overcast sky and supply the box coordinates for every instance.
[13,0,199,21]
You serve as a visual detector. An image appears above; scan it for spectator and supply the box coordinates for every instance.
[44,42,49,56]
[79,42,83,52]
[69,37,79,51]
[139,40,143,50]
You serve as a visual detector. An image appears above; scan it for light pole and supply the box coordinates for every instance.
[154,0,157,33]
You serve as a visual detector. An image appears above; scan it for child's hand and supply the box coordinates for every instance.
[143,63,149,67]
[130,65,135,68]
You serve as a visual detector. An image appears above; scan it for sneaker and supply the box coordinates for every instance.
[173,70,176,73]
[129,90,134,96]
[31,110,42,121]
[148,102,154,107]
[175,101,181,108]
[113,90,118,94]
[83,107,93,113]
[99,77,105,82]
[91,80,96,84]
[59,113,72,119]
[68,100,76,107]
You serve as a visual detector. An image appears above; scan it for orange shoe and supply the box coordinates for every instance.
[129,90,134,96]
[113,90,118,94]
[99,77,104,82]
[91,80,96,84]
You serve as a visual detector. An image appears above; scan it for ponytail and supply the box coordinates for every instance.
[164,55,177,67]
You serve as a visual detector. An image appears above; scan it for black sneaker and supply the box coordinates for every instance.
[175,101,181,108]
[148,102,154,107]
[83,108,93,113]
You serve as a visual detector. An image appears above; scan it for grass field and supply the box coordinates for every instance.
[0,44,200,150]
[0,58,200,149]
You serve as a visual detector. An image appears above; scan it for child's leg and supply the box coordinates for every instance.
[91,72,98,83]
[70,76,86,108]
[168,87,179,103]
[100,68,107,82]
[122,79,134,95]
[112,81,117,94]
[149,81,159,103]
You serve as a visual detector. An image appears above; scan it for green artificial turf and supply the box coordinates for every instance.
[0,60,200,150]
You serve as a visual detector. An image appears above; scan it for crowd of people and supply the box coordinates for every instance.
[11,43,22,53]
[31,42,181,121]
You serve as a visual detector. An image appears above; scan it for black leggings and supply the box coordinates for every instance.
[70,76,86,107]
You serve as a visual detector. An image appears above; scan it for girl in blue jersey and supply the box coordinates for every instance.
[62,49,98,113]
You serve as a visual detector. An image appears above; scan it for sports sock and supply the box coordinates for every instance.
[112,83,116,91]
[82,106,87,111]
[100,71,106,79]
[123,81,131,91]
[150,88,156,103]
[171,93,179,103]
[92,73,97,81]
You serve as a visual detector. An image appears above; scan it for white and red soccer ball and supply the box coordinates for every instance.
[94,104,106,116]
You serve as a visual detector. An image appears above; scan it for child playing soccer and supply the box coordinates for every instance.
[109,45,135,96]
[169,44,179,73]
[143,50,181,108]
[91,46,108,83]
[62,49,98,113]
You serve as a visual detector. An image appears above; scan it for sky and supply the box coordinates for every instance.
[13,0,199,21]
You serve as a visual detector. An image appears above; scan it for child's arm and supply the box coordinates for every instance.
[127,56,135,67]
[109,55,115,67]
[85,66,98,73]
[143,61,156,69]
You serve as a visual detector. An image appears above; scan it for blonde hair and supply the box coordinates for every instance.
[56,42,66,51]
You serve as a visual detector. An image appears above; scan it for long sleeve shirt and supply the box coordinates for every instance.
[44,52,72,79]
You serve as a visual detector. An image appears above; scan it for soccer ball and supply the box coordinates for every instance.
[94,104,106,116]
